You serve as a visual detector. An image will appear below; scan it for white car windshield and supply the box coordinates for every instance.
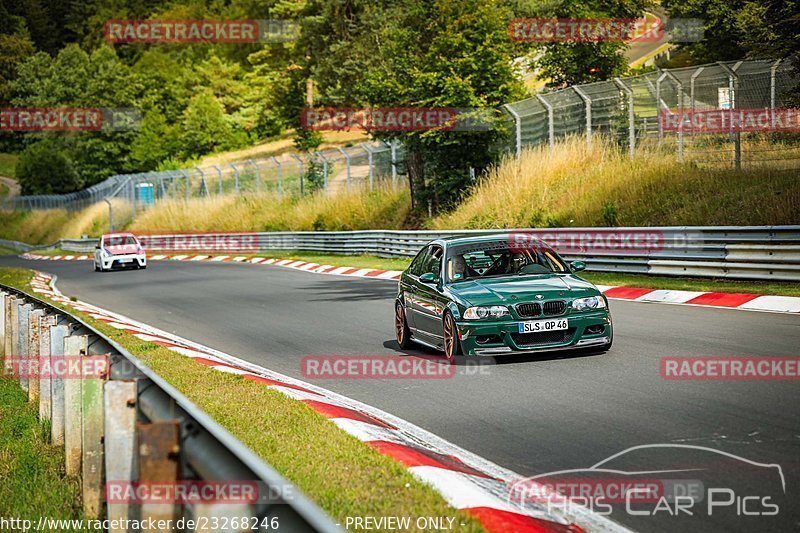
[104,236,138,246]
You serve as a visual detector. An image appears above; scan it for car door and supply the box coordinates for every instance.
[411,245,447,345]
[401,245,431,332]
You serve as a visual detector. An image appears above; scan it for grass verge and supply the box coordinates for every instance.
[0,269,90,530]
[0,266,486,532]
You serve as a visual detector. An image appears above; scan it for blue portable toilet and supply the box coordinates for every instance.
[136,182,155,207]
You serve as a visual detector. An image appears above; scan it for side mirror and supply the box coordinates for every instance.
[570,260,586,272]
[419,272,437,284]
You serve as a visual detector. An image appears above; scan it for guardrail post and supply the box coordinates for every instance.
[64,334,88,476]
[8,298,19,378]
[105,380,138,530]
[503,104,522,157]
[139,421,181,529]
[0,291,6,354]
[27,309,44,403]
[50,324,69,445]
[82,354,109,518]
[39,315,57,421]
[18,303,32,392]
[535,95,555,151]
[271,157,282,198]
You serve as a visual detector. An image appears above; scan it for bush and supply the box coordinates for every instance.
[16,141,80,195]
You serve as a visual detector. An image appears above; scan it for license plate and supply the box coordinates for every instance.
[121,259,133,263]
[518,319,568,333]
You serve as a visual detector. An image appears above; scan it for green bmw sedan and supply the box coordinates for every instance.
[395,234,613,359]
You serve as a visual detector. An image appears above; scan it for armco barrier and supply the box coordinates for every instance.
[14,225,800,281]
[0,282,340,532]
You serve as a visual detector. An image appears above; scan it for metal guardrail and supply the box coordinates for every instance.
[18,225,800,282]
[0,281,340,532]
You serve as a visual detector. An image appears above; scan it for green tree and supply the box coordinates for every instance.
[130,111,181,170]
[181,91,241,158]
[17,140,80,194]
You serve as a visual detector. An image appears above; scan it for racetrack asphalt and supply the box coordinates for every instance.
[2,256,798,532]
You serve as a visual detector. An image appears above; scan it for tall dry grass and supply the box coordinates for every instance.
[432,136,800,228]
[130,183,411,233]
[0,199,131,245]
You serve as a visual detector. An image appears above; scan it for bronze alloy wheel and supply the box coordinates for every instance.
[395,302,412,349]
[443,312,460,359]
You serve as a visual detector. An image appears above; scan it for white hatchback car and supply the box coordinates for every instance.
[94,233,147,271]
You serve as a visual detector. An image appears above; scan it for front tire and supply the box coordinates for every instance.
[443,311,462,360]
[395,302,413,349]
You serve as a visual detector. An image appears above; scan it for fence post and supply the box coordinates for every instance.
[362,144,374,190]
[503,104,522,157]
[315,151,329,191]
[212,165,223,195]
[338,148,351,192]
[291,154,304,197]
[195,167,208,197]
[82,354,109,518]
[573,86,592,149]
[27,308,44,403]
[249,160,261,193]
[535,95,554,151]
[690,67,704,116]
[271,156,282,198]
[230,163,240,193]
[718,62,741,170]
[105,381,138,530]
[665,71,684,162]
[138,421,181,528]
[17,303,31,392]
[179,169,190,201]
[770,59,781,138]
[64,334,88,476]
[614,79,636,159]
[390,140,398,185]
[50,324,69,445]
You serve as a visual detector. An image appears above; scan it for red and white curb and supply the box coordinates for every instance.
[20,252,800,313]
[30,271,628,533]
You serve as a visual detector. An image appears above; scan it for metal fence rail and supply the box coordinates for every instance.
[24,226,800,281]
[2,140,403,213]
[0,282,340,532]
[504,58,800,170]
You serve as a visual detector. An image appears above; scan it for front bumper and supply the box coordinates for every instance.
[100,254,146,270]
[457,310,612,356]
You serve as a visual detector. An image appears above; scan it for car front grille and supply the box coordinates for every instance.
[543,300,567,316]
[511,328,576,347]
[515,302,542,318]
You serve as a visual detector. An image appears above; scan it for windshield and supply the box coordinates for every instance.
[104,235,138,246]
[445,240,568,282]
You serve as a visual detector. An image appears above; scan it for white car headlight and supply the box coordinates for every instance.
[463,306,509,320]
[571,296,606,311]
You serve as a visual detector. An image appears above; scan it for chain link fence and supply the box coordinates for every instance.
[2,140,403,212]
[504,58,799,170]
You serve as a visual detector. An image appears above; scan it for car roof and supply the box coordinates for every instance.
[436,233,548,247]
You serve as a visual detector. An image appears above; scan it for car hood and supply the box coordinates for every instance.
[448,274,600,307]
[106,244,139,255]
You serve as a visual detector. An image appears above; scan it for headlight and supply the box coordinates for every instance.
[571,296,606,311]
[463,306,509,320]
